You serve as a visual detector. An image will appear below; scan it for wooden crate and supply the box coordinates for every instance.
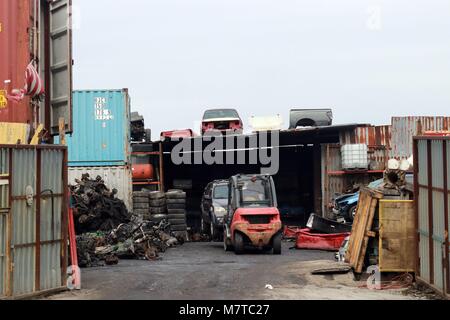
[378,200,415,273]
[345,187,383,273]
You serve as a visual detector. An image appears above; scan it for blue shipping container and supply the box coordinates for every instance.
[60,89,131,166]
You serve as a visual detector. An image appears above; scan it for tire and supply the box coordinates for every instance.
[234,233,244,255]
[168,214,186,220]
[150,207,167,214]
[201,218,211,236]
[348,205,357,223]
[134,209,149,216]
[133,197,149,204]
[149,191,165,200]
[167,203,185,210]
[273,233,282,255]
[166,191,186,199]
[134,203,149,209]
[149,199,166,207]
[168,209,186,215]
[210,222,219,241]
[169,219,187,225]
[150,214,167,223]
[133,191,149,197]
[166,198,186,205]
[171,224,188,231]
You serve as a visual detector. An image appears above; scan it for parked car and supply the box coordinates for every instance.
[333,179,385,223]
[201,180,229,241]
[333,175,414,223]
[161,129,196,141]
[201,109,243,135]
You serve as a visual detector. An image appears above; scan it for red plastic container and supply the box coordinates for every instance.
[295,229,350,251]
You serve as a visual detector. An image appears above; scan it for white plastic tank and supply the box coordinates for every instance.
[341,144,369,170]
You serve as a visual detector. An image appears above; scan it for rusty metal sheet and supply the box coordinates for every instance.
[340,125,391,147]
[392,117,450,160]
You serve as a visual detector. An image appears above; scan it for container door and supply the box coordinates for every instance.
[49,0,72,135]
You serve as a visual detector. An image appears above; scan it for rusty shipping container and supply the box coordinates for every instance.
[0,145,68,299]
[0,0,73,135]
[392,117,450,160]
[414,136,450,298]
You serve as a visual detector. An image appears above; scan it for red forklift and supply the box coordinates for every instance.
[223,174,283,255]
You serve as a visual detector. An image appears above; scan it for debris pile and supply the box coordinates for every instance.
[70,174,185,268]
[70,174,131,234]
[76,217,183,268]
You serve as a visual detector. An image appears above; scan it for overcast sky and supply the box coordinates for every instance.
[72,0,450,139]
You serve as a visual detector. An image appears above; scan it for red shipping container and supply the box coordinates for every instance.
[295,229,350,251]
[0,0,32,124]
[0,0,73,135]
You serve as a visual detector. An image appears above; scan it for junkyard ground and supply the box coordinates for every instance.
[47,242,420,300]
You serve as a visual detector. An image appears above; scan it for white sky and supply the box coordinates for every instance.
[72,0,450,139]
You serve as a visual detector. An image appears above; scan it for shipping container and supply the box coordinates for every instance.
[61,90,131,167]
[67,166,133,211]
[414,136,450,298]
[0,145,68,299]
[392,117,450,160]
[0,0,73,135]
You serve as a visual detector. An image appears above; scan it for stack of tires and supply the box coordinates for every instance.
[149,191,167,223]
[166,190,187,235]
[133,191,151,220]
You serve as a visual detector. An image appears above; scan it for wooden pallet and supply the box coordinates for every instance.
[379,200,415,273]
[345,187,383,273]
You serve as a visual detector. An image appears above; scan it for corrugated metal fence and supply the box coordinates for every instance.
[414,136,450,297]
[0,145,68,299]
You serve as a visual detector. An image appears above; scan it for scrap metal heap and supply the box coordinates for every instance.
[70,174,131,234]
[71,174,183,268]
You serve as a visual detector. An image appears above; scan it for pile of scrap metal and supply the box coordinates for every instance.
[70,174,131,234]
[76,217,182,268]
[70,174,183,268]
[130,111,151,142]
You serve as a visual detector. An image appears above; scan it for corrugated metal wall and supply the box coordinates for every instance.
[67,166,133,211]
[392,117,450,160]
[340,125,391,147]
[0,149,9,298]
[0,145,67,299]
[414,136,450,297]
[61,90,131,167]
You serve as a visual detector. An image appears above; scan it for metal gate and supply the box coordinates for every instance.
[414,136,450,297]
[0,145,68,299]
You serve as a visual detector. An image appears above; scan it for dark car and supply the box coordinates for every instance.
[201,180,229,241]
[201,109,243,135]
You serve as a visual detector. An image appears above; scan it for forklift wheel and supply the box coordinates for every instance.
[234,233,244,255]
[273,233,282,255]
